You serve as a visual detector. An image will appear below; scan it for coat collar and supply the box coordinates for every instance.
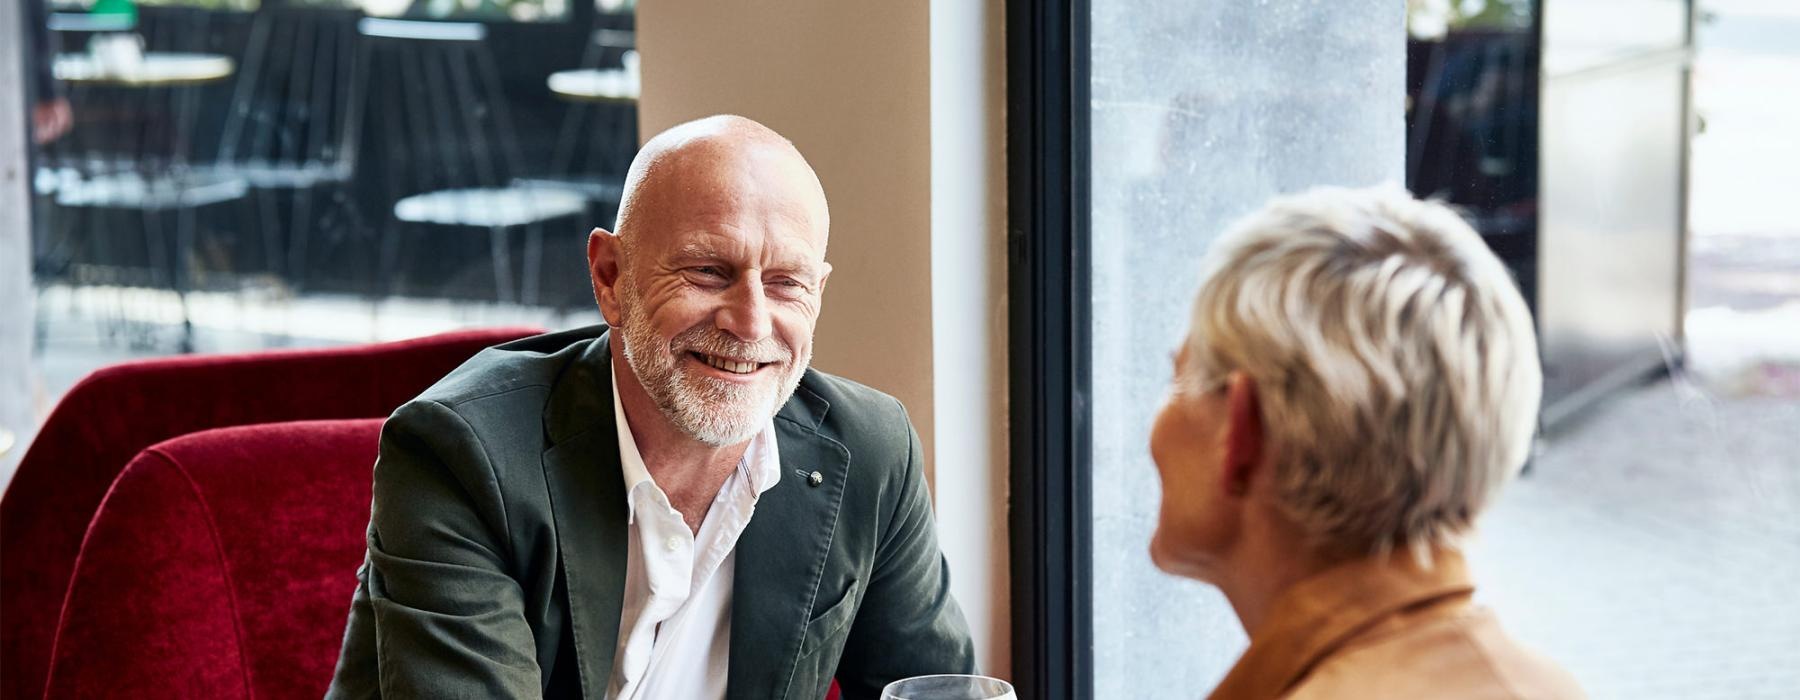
[1208,549,1477,699]
[538,327,845,699]
[539,330,629,698]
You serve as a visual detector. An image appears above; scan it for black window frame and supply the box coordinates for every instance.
[1005,0,1091,697]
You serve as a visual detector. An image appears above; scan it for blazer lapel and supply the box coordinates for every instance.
[540,333,629,698]
[727,380,851,699]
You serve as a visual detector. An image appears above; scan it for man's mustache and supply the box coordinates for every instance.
[670,326,792,365]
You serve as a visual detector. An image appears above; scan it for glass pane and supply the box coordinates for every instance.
[1407,0,1534,38]
[1543,0,1688,75]
[1087,2,1406,696]
[1406,0,1540,307]
[1087,2,1796,698]
[25,1,630,410]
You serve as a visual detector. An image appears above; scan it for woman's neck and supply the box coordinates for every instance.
[1217,516,1351,636]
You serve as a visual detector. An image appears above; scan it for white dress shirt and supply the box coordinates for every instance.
[606,367,781,700]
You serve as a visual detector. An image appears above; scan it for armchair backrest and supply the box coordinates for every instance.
[1,326,540,700]
[42,419,382,699]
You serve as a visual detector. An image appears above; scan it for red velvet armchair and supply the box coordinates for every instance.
[1,327,540,700]
[38,419,845,700]
[42,419,383,699]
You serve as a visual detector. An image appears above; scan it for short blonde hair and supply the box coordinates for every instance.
[1183,184,1541,558]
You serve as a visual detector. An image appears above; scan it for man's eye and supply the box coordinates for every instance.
[684,267,729,287]
[768,278,809,296]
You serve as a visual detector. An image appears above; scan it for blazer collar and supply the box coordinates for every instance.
[540,329,629,698]
[539,327,845,699]
[727,379,851,699]
[543,329,614,445]
[1208,549,1477,699]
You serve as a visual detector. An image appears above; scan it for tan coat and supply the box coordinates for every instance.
[1209,550,1585,700]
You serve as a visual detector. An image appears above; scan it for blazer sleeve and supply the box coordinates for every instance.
[326,400,543,699]
[833,401,978,698]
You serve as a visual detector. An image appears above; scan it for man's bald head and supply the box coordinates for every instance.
[586,115,834,447]
[613,115,830,255]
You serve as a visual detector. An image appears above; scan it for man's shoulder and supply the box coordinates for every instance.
[386,325,605,455]
[380,327,608,493]
[410,325,603,410]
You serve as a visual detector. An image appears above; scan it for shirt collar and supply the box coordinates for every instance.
[611,362,654,524]
[610,362,782,524]
[740,422,781,496]
[1208,548,1476,700]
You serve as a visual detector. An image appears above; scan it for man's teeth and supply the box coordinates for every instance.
[701,354,758,374]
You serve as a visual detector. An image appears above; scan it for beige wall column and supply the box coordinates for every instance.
[637,0,1011,677]
[637,1,938,471]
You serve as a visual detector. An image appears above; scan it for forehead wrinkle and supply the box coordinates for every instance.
[666,237,739,263]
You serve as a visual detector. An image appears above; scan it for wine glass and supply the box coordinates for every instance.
[881,674,1017,700]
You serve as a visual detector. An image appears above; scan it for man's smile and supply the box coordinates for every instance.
[688,351,776,377]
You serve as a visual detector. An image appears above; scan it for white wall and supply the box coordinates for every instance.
[1,0,38,482]
[928,0,1010,680]
[637,0,1011,677]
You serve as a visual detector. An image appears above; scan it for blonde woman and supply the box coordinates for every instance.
[1149,185,1583,699]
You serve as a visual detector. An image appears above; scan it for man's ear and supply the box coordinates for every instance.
[588,228,625,325]
[1220,371,1265,499]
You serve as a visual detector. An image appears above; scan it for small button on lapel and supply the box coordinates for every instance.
[808,470,824,487]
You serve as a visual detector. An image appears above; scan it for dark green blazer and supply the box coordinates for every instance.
[326,326,975,699]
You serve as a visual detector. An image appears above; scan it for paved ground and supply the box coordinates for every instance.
[1471,377,1800,699]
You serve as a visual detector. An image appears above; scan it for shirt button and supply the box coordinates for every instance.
[665,536,680,552]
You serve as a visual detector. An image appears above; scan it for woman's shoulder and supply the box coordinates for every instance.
[1288,606,1585,700]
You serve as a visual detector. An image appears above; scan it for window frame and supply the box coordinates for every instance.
[1005,0,1092,697]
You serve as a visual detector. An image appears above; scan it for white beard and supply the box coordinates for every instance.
[617,291,809,447]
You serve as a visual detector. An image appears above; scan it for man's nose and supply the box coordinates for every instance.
[716,277,773,343]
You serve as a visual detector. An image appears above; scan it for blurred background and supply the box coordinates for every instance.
[20,0,638,407]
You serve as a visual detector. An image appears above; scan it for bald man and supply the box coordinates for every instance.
[326,116,975,699]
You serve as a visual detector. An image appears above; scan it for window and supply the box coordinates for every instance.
[1015,1,1794,698]
[26,0,632,411]
[1085,3,1406,696]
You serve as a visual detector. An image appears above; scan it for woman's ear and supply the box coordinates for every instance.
[1220,372,1265,498]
